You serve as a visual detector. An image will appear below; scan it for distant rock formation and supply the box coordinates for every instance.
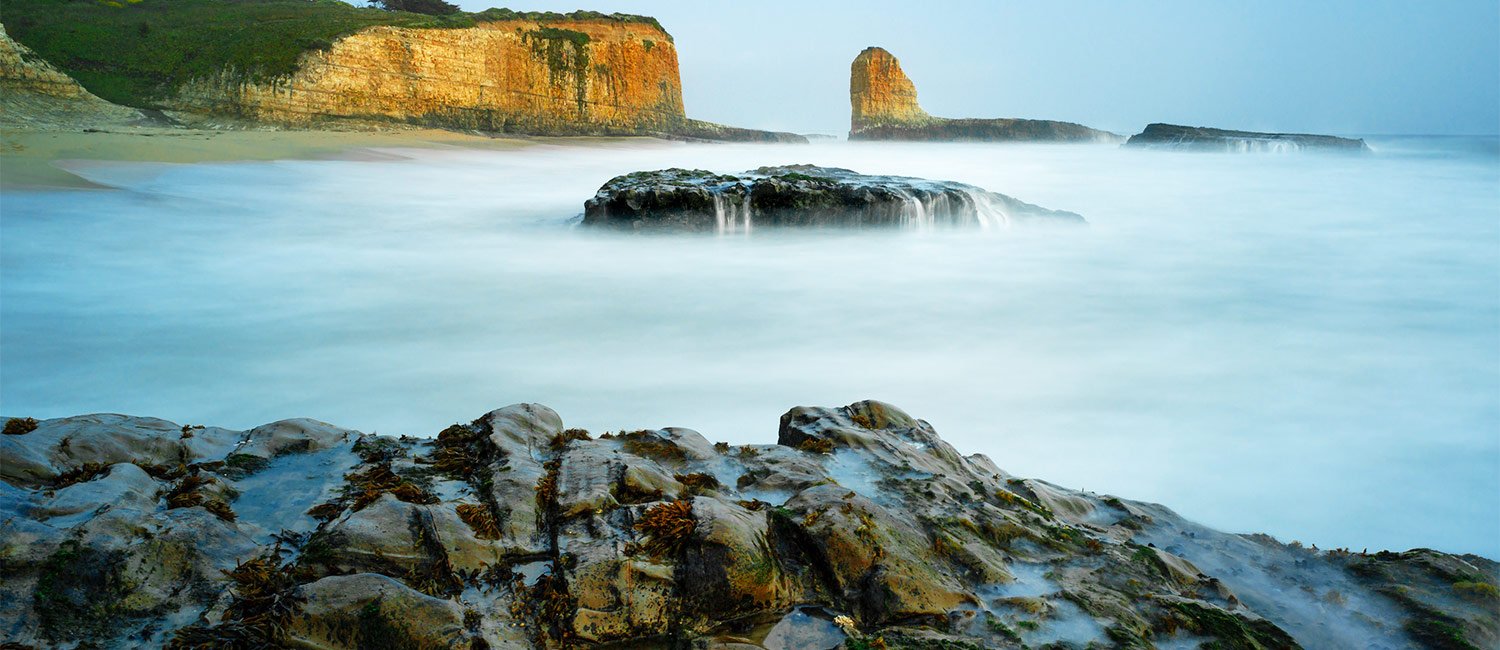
[581,164,1084,232]
[849,47,1121,143]
[1125,123,1370,152]
[2,403,1494,648]
[0,29,142,129]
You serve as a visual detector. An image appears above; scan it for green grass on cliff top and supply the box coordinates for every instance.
[1,0,669,108]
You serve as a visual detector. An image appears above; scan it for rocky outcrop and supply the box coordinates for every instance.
[0,28,142,129]
[581,164,1084,232]
[1124,123,1370,152]
[849,47,1121,143]
[2,403,1494,649]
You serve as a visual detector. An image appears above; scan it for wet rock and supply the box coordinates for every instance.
[582,165,1083,232]
[486,402,564,460]
[288,573,471,649]
[1125,123,1370,152]
[0,401,1489,649]
[236,417,352,459]
[760,607,846,650]
[1340,549,1500,650]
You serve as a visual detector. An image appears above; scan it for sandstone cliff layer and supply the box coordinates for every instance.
[849,46,1120,143]
[2,403,1494,649]
[172,20,692,136]
[2,6,802,142]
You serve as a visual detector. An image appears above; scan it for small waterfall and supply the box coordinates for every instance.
[895,189,934,231]
[1228,138,1303,154]
[712,192,728,233]
[927,193,951,227]
[958,187,1009,229]
[711,190,752,235]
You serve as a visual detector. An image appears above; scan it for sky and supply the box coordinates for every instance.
[448,0,1500,136]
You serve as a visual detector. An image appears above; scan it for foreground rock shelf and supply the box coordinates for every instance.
[1124,123,1371,152]
[582,165,1085,232]
[1,403,1495,649]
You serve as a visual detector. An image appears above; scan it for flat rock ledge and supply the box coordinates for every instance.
[1124,123,1371,153]
[1,404,1494,650]
[581,165,1085,232]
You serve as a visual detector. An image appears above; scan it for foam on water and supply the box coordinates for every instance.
[1,137,1496,556]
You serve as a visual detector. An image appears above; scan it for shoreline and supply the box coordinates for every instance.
[0,126,673,190]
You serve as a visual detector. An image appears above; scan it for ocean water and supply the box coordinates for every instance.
[2,137,1496,556]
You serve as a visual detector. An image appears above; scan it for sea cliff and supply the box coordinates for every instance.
[170,20,687,136]
[0,2,801,141]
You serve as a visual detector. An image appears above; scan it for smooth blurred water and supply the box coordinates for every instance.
[2,137,1497,556]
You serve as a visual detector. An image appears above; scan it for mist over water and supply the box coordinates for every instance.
[2,138,1497,556]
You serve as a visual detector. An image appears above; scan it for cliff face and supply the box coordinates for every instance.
[171,20,684,136]
[0,29,141,128]
[849,46,1120,143]
[2,3,804,142]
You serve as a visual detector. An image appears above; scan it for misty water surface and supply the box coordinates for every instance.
[2,138,1496,556]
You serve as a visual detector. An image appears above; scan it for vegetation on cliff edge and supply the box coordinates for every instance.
[1,0,670,108]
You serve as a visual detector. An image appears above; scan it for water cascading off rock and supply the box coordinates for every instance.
[580,165,1085,232]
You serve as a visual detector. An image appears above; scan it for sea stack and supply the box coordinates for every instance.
[848,46,1121,143]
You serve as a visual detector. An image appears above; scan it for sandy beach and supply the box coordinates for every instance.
[0,126,558,190]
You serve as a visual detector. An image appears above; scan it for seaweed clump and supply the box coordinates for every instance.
[429,422,499,478]
[535,459,562,510]
[508,572,577,648]
[634,499,696,557]
[549,428,592,450]
[307,464,438,521]
[53,462,114,488]
[165,473,237,522]
[797,438,836,454]
[168,556,306,649]
[674,472,720,492]
[456,503,502,539]
[617,430,687,461]
[4,416,39,435]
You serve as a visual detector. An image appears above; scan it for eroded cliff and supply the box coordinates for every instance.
[1,2,802,141]
[172,20,689,136]
[0,29,141,129]
[850,46,1120,143]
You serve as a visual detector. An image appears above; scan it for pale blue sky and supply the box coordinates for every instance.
[451,0,1500,136]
